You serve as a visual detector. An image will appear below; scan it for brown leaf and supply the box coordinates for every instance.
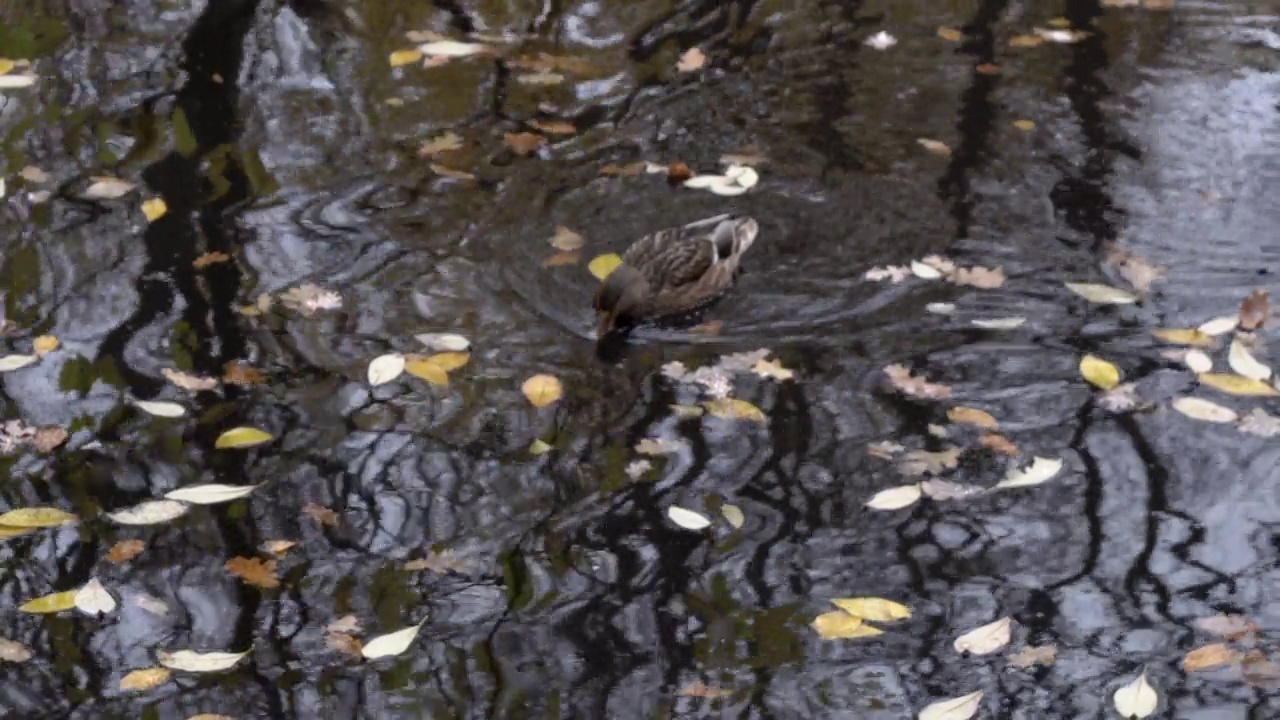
[223,362,265,386]
[105,539,145,564]
[897,447,961,476]
[947,406,999,430]
[1195,614,1256,640]
[543,250,581,267]
[677,680,732,699]
[302,503,339,527]
[504,132,545,156]
[550,225,584,251]
[950,266,1006,289]
[326,631,363,657]
[667,161,694,183]
[1184,643,1240,672]
[599,162,647,177]
[676,47,706,72]
[33,426,68,453]
[978,432,1019,456]
[193,251,231,269]
[866,441,905,460]
[884,364,953,400]
[418,131,464,158]
[161,368,219,392]
[528,120,576,135]
[1105,245,1166,293]
[937,27,964,42]
[261,540,297,556]
[1009,34,1045,47]
[1008,644,1057,668]
[1238,290,1270,331]
[224,556,280,589]
[975,63,1001,75]
[689,320,723,336]
[1242,650,1280,689]
[430,163,477,181]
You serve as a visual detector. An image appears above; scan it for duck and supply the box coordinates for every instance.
[592,213,759,336]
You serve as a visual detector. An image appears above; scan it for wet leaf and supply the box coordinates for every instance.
[994,456,1063,490]
[864,265,912,283]
[522,374,563,408]
[1239,408,1280,437]
[223,360,262,385]
[626,459,653,479]
[1184,349,1213,373]
[917,138,952,157]
[1113,670,1158,718]
[975,63,1001,75]
[30,335,58,356]
[0,354,38,372]
[1238,290,1269,331]
[0,526,36,540]
[528,439,552,455]
[948,406,999,430]
[1198,315,1239,336]
[910,260,943,280]
[677,680,733,699]
[1099,383,1140,413]
[1064,281,1138,304]
[1228,340,1271,381]
[587,253,623,280]
[368,353,406,386]
[1152,328,1215,347]
[162,368,219,391]
[280,284,341,314]
[133,399,186,418]
[635,437,688,455]
[75,578,116,616]
[950,266,1005,288]
[0,507,77,527]
[225,556,279,589]
[1183,643,1239,671]
[107,500,189,525]
[936,27,963,42]
[120,666,171,691]
[1034,27,1088,43]
[528,119,576,135]
[0,73,37,89]
[415,333,470,352]
[981,433,1020,456]
[418,132,463,157]
[898,448,961,476]
[667,506,712,530]
[865,484,922,511]
[831,597,912,622]
[811,611,881,640]
[361,619,426,659]
[165,484,258,505]
[404,357,448,387]
[417,40,490,57]
[954,616,1012,655]
[141,198,167,222]
[0,638,33,663]
[1080,354,1121,390]
[703,398,767,423]
[302,503,340,526]
[215,426,273,449]
[504,132,545,156]
[1107,246,1165,293]
[927,302,956,314]
[261,540,297,556]
[389,48,424,67]
[921,479,986,500]
[599,162,647,177]
[1009,34,1045,47]
[404,549,468,573]
[20,589,78,614]
[549,225,584,251]
[106,539,145,563]
[884,364,952,400]
[676,47,705,72]
[429,163,476,181]
[918,690,983,720]
[1008,644,1057,668]
[132,593,170,616]
[720,504,745,528]
[1196,614,1256,640]
[85,176,136,199]
[1241,650,1280,688]
[1171,396,1238,423]
[1197,372,1278,396]
[19,165,50,184]
[157,649,249,673]
[864,31,897,50]
[666,161,694,183]
[752,358,794,381]
[1013,119,1036,131]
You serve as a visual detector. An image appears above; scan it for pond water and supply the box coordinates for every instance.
[2,0,1280,718]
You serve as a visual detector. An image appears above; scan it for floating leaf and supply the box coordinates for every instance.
[388,48,424,67]
[32,335,59,355]
[418,132,463,157]
[504,132,545,156]
[1013,119,1036,131]
[1198,315,1238,336]
[161,368,219,391]
[522,374,563,408]
[225,556,280,589]
[84,176,136,199]
[831,597,911,623]
[1239,289,1270,331]
[404,357,448,387]
[368,353,406,386]
[921,479,985,500]
[918,690,983,720]
[588,253,624,280]
[1080,354,1121,390]
[414,333,470,352]
[865,484,923,511]
[676,47,706,72]
[261,539,298,556]
[811,611,882,640]
[1064,282,1138,304]
[936,26,963,41]
[133,399,186,418]
[20,589,78,614]
[417,40,490,57]
[157,649,249,673]
[703,398,766,423]
[165,484,258,505]
[550,225,584,251]
[120,666,171,691]
[528,439,552,455]
[994,456,1063,490]
[1152,328,1215,347]
[75,578,117,616]
[1009,644,1058,668]
[0,354,38,372]
[917,138,952,157]
[1184,643,1239,672]
[0,526,35,541]
[884,364,952,399]
[864,31,898,50]
[106,539,145,563]
[0,73,37,89]
[107,500,189,525]
[752,358,794,381]
[1197,373,1278,397]
[0,507,77,528]
[215,426,273,449]
[1171,396,1238,423]
[947,406,999,429]
[950,266,1005,289]
[971,317,1026,329]
[635,437,688,455]
[1112,670,1158,718]
[720,504,745,528]
[361,619,426,659]
[1228,340,1271,381]
[1195,614,1256,639]
[667,506,712,530]
[0,638,33,663]
[19,165,50,183]
[954,617,1012,655]
[911,260,943,280]
[141,198,167,222]
[1184,350,1214,373]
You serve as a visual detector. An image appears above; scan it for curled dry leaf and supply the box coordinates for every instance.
[954,616,1013,655]
[1197,372,1278,397]
[666,161,694,183]
[120,666,172,691]
[1008,644,1057,668]
[1171,396,1238,423]
[918,690,983,720]
[884,364,952,400]
[404,356,448,387]
[676,47,706,72]
[865,484,922,511]
[1228,340,1271,381]
[667,506,712,531]
[1080,354,1121,390]
[522,374,563,408]
[504,132,545,156]
[106,539,146,563]
[1112,670,1158,718]
[1238,290,1270,331]
[1183,643,1239,672]
[947,406,999,430]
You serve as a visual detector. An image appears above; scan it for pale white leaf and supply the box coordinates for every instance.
[130,592,170,616]
[1184,350,1213,374]
[133,399,186,418]
[1064,282,1138,304]
[414,333,470,352]
[84,176,136,199]
[74,578,117,616]
[1113,670,1158,718]
[417,40,489,57]
[0,354,38,372]
[367,353,406,386]
[683,174,728,189]
[994,456,1063,490]
[865,31,898,50]
[1228,340,1271,381]
[1171,396,1238,423]
[164,484,258,505]
[911,260,943,280]
[706,179,749,196]
[107,500,189,525]
[157,649,249,673]
[865,484,923,511]
[729,165,759,189]
[361,618,427,659]
[720,504,745,528]
[953,616,1012,655]
[971,317,1025,330]
[0,74,38,89]
[1198,315,1238,336]
[667,505,712,531]
[918,690,983,720]
[926,302,956,314]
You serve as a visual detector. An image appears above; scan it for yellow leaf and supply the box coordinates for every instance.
[522,374,563,408]
[389,49,424,67]
[1153,328,1215,347]
[936,26,963,42]
[120,666,172,691]
[587,253,624,281]
[529,439,552,455]
[811,611,883,640]
[0,58,14,75]
[404,357,449,387]
[0,507,78,528]
[141,198,167,222]
[0,525,36,540]
[1080,354,1121,390]
[1013,120,1036,131]
[1197,373,1279,397]
[20,589,78,614]
[214,426,274,449]
[32,335,59,355]
[830,597,912,622]
[703,398,766,423]
[425,352,469,372]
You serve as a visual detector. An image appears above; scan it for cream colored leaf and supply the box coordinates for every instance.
[164,484,258,505]
[667,505,712,531]
[910,260,943,280]
[550,225,584,251]
[703,398,767,423]
[1184,350,1213,373]
[917,138,952,157]
[19,589,78,614]
[1008,644,1057,668]
[729,165,759,189]
[161,368,219,391]
[1080,354,1121,390]
[720,504,745,528]
[0,637,33,662]
[368,353,406,386]
[141,198,167,222]
[1197,315,1238,336]
[1171,396,1238,423]
[1112,670,1158,718]
[133,399,186,418]
[522,374,563,408]
[676,46,706,72]
[32,335,59,355]
[157,649,249,673]
[706,179,749,196]
[1197,372,1278,396]
[106,500,189,525]
[215,426,273,449]
[1228,340,1271,381]
[0,507,77,527]
[0,354,38,372]
[752,358,794,381]
[361,618,426,659]
[414,333,470,352]
[953,616,1012,655]
[588,253,624,281]
[918,690,983,720]
[84,176,136,199]
[994,456,1063,490]
[120,666,172,691]
[971,317,1026,329]
[1064,282,1138,304]
[682,174,725,189]
[830,597,912,622]
[417,40,490,57]
[865,484,923,511]
[74,578,117,616]
[811,611,882,640]
[0,74,37,89]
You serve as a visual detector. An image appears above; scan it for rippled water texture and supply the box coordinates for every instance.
[2,0,1280,717]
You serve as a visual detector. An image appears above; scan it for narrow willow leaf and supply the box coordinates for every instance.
[720,504,745,528]
[164,484,258,505]
[953,616,1012,655]
[133,399,186,418]
[587,253,623,281]
[865,484,923,511]
[918,690,983,720]
[994,456,1063,490]
[157,649,249,673]
[667,506,712,530]
[367,353,406,386]
[120,666,172,691]
[522,374,563,408]
[361,618,426,659]
[1171,397,1238,423]
[1064,282,1138,304]
[1152,328,1215,347]
[1197,372,1278,397]
[19,589,78,614]
[0,507,77,527]
[1198,315,1238,336]
[214,427,273,449]
[0,354,38,372]
[970,317,1025,329]
[1112,670,1158,718]
[74,578,117,616]
[414,333,470,352]
[106,500,189,525]
[1228,340,1271,381]
[1080,354,1121,390]
[417,40,489,57]
[830,597,911,622]
[811,611,882,640]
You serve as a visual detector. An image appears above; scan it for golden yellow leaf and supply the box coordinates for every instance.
[0,58,14,75]
[529,439,552,455]
[1013,120,1036,131]
[811,611,883,640]
[404,357,449,387]
[522,374,563,408]
[141,198,167,222]
[214,426,273,449]
[389,49,424,67]
[224,556,280,589]
[120,666,172,691]
[1184,643,1239,672]
[425,352,469,372]
[106,539,146,563]
[0,507,77,528]
[0,525,36,540]
[32,335,59,355]
[703,398,766,423]
[1080,354,1121,390]
[947,406,999,430]
[830,597,912,622]
[1197,373,1279,397]
[587,253,624,281]
[20,589,78,614]
[937,27,963,42]
[1153,328,1216,347]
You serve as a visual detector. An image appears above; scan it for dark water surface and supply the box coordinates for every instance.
[2,0,1280,717]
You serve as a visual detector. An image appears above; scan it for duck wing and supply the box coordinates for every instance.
[622,224,716,291]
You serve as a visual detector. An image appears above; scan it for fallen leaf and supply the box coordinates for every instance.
[416,40,491,58]
[19,165,50,183]
[919,690,983,720]
[811,611,882,640]
[1171,396,1238,423]
[864,265,912,283]
[1183,350,1214,373]
[720,504,745,528]
[0,354,38,372]
[522,374,563,408]
[361,619,426,659]
[950,266,1005,289]
[1228,340,1271,381]
[994,456,1063,490]
[31,335,59,356]
[74,578,116,616]
[1196,614,1256,640]
[864,31,898,50]
[215,426,273,449]
[911,260,943,280]
[19,589,78,614]
[85,176,136,199]
[225,556,279,589]
[865,484,923,511]
[884,364,952,400]
[676,47,706,72]
[954,617,1012,655]
[1238,290,1269,330]
[1106,246,1165,293]
[666,161,694,183]
[1013,119,1036,131]
[917,138,952,157]
[1198,315,1239,336]
[936,27,964,42]
[326,631,363,657]
[971,317,1026,329]
[302,503,340,526]
[133,399,186,418]
[418,132,464,157]
[1152,328,1215,347]
[1197,372,1278,396]
[1008,644,1057,668]
[689,320,723,335]
[165,484,257,505]
[1009,34,1046,47]
[368,353,406,386]
[1064,281,1138,304]
[107,500,189,525]
[162,368,219,391]
[280,284,342,315]
[635,437,688,455]
[504,132,545,156]
[414,333,470,352]
[588,253,624,280]
[948,406,999,430]
[1098,383,1140,413]
[528,120,576,135]
[667,505,712,530]
[831,597,911,622]
[980,433,1019,456]
[626,459,653,479]
[0,638,33,663]
[1239,408,1280,437]
[975,63,1001,75]
[429,163,476,181]
[1241,650,1280,689]
[921,479,986,500]
[404,356,448,387]
[106,539,145,563]
[1080,354,1122,390]
[516,69,563,85]
[0,507,77,528]
[550,225,584,251]
[261,540,297,556]
[703,398,767,423]
[389,48,424,67]
[141,198,167,222]
[599,162,647,177]
[1112,670,1158,718]
[1183,643,1239,672]
[1034,27,1088,43]
[120,666,172,691]
[0,526,36,541]
[131,593,169,616]
[157,649,249,673]
[671,404,704,419]
[404,549,468,573]
[752,358,794,381]
[677,680,733,699]
[222,362,265,386]
[898,448,961,476]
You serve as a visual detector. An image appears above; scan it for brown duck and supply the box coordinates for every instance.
[593,213,759,336]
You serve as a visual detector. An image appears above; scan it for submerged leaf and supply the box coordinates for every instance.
[141,198,167,222]
[368,353,406,386]
[1008,644,1058,668]
[133,399,186,418]
[0,354,38,372]
[917,138,952,157]
[720,504,745,528]
[225,556,280,589]
[1238,290,1270,331]
[947,406,999,430]
[884,364,952,400]
[106,539,146,563]
[120,666,171,691]
[1152,328,1215,347]
[703,398,766,423]
[84,176,136,199]
[414,333,470,352]
[1198,315,1238,336]
[1183,643,1239,672]
[676,47,706,72]
[74,578,117,616]
[1064,282,1138,304]
[1184,350,1214,374]
[404,357,448,387]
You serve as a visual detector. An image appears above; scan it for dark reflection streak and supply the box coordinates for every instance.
[433,0,477,35]
[627,0,753,63]
[1048,404,1103,589]
[1116,415,1174,621]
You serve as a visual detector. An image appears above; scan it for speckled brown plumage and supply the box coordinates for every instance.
[593,214,759,335]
